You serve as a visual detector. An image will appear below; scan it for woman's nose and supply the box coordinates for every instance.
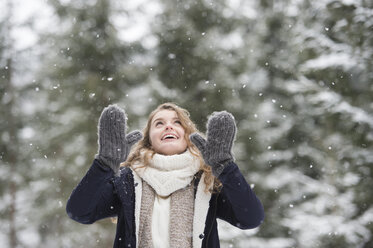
[165,124,173,130]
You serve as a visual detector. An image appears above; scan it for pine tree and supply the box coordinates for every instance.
[4,0,371,247]
[237,0,373,247]
[0,1,41,247]
[148,0,373,247]
[31,0,150,246]
[0,8,20,246]
[147,0,249,126]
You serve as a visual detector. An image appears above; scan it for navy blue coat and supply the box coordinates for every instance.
[66,159,264,248]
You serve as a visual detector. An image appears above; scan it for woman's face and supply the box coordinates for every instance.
[149,109,188,155]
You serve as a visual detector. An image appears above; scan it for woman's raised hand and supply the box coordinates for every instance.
[190,111,236,177]
[96,104,143,176]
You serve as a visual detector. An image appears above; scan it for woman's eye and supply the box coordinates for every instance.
[155,121,163,126]
[175,120,181,125]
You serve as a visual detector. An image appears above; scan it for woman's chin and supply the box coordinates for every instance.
[157,146,187,156]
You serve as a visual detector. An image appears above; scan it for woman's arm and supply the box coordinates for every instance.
[66,159,120,224]
[216,162,264,229]
[66,104,142,224]
[190,111,264,229]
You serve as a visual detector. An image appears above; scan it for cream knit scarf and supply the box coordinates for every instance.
[132,151,201,197]
[132,151,201,248]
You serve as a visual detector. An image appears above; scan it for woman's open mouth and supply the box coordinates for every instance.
[161,133,178,141]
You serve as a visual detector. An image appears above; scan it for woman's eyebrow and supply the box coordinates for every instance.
[152,117,179,124]
[152,117,164,124]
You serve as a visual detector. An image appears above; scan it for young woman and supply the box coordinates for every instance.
[66,102,264,248]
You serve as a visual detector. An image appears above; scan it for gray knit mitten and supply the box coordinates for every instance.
[96,104,143,176]
[190,111,236,177]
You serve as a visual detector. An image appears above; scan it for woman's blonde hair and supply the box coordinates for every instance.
[122,102,221,192]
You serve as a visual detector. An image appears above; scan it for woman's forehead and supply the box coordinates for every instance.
[152,109,178,119]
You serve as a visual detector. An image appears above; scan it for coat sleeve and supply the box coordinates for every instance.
[216,162,264,229]
[66,159,121,224]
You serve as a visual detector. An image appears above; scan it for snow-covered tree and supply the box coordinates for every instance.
[2,0,372,247]
[147,0,373,247]
[237,0,373,247]
[0,1,44,247]
[29,0,152,246]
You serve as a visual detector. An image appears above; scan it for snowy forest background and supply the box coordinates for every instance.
[1,0,373,247]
